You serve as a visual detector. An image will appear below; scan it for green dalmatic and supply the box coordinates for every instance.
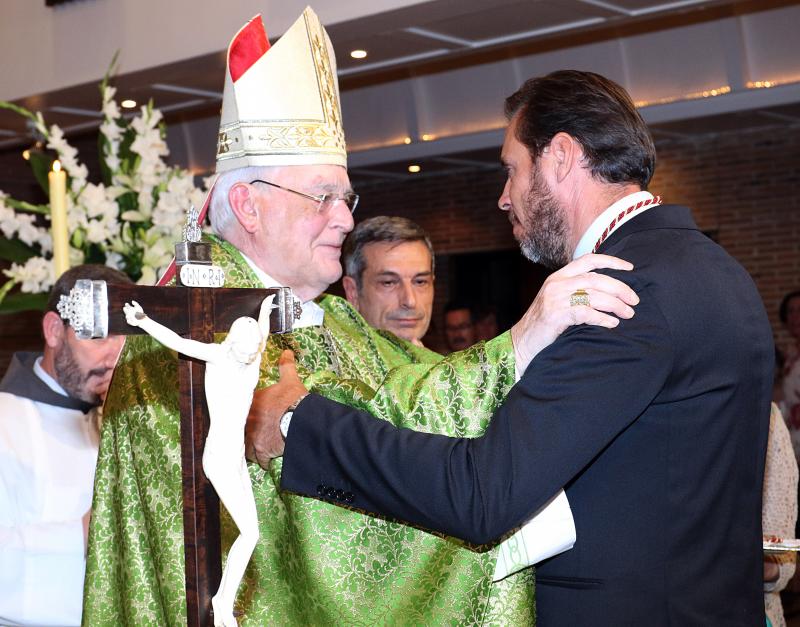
[82,235,535,626]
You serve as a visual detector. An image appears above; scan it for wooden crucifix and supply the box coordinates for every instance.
[58,239,298,626]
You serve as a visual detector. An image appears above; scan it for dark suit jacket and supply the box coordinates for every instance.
[281,205,773,626]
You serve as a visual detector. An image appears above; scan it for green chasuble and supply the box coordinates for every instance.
[83,236,535,625]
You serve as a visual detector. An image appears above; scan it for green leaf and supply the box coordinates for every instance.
[100,50,121,96]
[0,236,37,263]
[4,198,50,215]
[98,133,112,185]
[0,100,39,126]
[0,278,15,306]
[28,149,54,195]
[116,191,138,215]
[84,243,105,265]
[0,290,48,314]
[71,228,85,249]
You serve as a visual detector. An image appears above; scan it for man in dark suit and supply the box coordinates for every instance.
[247,70,773,625]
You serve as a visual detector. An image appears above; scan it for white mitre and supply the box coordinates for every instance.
[215,7,347,172]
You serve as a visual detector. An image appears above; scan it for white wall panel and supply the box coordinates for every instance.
[621,20,731,103]
[740,5,800,86]
[0,0,432,101]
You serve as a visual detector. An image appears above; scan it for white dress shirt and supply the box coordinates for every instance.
[572,190,657,259]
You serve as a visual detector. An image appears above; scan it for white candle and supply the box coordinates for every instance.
[49,160,69,277]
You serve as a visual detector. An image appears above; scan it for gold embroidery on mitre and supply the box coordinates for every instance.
[217,131,231,155]
[217,121,343,164]
[306,11,345,151]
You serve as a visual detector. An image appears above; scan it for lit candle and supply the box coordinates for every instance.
[48,160,70,277]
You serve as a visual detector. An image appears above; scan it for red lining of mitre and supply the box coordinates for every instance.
[228,15,270,83]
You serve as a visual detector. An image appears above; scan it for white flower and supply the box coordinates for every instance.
[86,219,113,244]
[152,173,202,236]
[105,153,121,173]
[47,125,89,190]
[105,251,123,270]
[47,125,79,167]
[0,78,206,303]
[100,120,122,143]
[69,165,89,193]
[102,86,121,120]
[81,183,107,217]
[138,265,156,286]
[67,196,88,232]
[4,256,54,293]
[38,232,53,254]
[68,246,84,267]
[130,107,169,170]
[136,188,154,217]
[141,234,172,269]
[0,204,19,238]
[16,214,44,247]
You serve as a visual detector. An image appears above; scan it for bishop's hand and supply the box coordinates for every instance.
[123,300,147,327]
[511,253,639,374]
[246,349,309,468]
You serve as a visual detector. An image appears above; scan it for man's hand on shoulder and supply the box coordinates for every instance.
[511,253,639,373]
[246,349,309,468]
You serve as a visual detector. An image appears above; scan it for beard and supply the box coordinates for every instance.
[54,340,104,406]
[517,166,571,269]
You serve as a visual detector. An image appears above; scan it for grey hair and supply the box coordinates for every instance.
[342,216,434,289]
[209,165,282,239]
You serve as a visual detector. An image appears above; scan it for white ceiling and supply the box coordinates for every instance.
[2,0,800,178]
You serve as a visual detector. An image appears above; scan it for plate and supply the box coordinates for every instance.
[763,538,800,553]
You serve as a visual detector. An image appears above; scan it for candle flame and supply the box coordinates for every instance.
[53,160,62,173]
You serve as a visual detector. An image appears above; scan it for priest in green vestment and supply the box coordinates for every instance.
[82,8,637,626]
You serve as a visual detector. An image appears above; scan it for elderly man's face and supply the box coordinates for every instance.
[345,240,434,345]
[54,326,125,404]
[254,165,355,301]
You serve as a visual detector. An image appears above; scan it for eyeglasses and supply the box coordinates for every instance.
[249,179,359,214]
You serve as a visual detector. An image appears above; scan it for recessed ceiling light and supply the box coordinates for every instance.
[421,134,434,141]
[408,164,421,173]
[403,137,412,145]
[121,99,137,109]
[350,49,368,59]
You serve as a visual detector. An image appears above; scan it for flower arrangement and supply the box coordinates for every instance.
[0,60,209,312]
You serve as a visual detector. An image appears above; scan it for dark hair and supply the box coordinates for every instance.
[504,70,656,188]
[46,264,133,314]
[779,290,800,324]
[343,216,434,289]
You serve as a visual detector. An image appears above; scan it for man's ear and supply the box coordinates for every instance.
[342,276,359,308]
[229,183,261,234]
[548,132,583,183]
[42,311,66,349]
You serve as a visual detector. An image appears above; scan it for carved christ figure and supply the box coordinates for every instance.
[124,296,275,627]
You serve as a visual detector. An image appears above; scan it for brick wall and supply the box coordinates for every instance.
[651,124,800,356]
[2,121,800,371]
[352,123,800,357]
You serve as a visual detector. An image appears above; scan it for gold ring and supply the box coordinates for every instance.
[570,289,590,307]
